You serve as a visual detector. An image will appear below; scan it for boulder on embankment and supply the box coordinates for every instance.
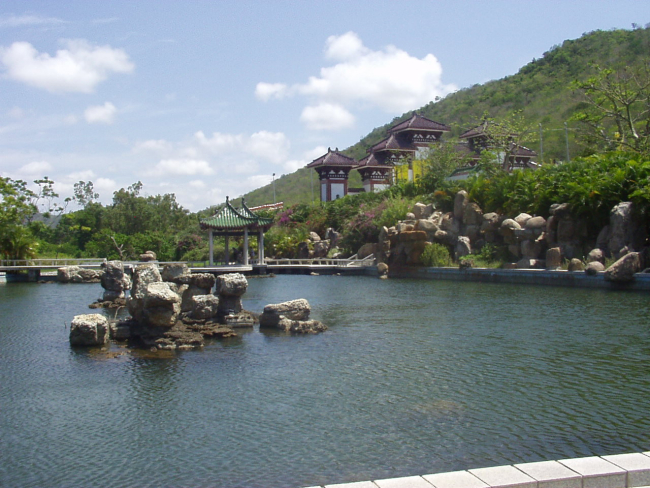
[604,252,643,283]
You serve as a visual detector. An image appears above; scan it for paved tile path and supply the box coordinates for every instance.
[303,452,650,488]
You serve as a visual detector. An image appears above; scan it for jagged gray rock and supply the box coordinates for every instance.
[70,314,110,346]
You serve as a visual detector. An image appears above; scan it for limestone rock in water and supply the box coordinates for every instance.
[140,250,157,262]
[187,273,216,291]
[605,252,642,283]
[276,317,327,334]
[70,314,110,346]
[259,298,311,327]
[161,263,190,283]
[143,282,181,327]
[585,261,605,276]
[127,263,162,321]
[223,312,256,328]
[567,258,584,272]
[216,273,248,297]
[377,262,389,277]
[101,261,131,301]
[190,294,220,320]
[58,266,103,283]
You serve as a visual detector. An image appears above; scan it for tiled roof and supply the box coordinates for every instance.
[370,134,416,152]
[357,153,383,167]
[307,148,358,168]
[390,113,451,133]
[200,197,274,230]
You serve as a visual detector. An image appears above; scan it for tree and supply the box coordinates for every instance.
[419,139,473,191]
[73,181,99,208]
[474,111,536,170]
[573,63,650,156]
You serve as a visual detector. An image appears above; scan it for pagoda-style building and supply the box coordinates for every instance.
[199,197,274,266]
[459,123,538,171]
[370,114,451,182]
[356,152,392,193]
[306,148,358,202]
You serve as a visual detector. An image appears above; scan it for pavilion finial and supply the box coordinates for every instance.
[226,196,229,204]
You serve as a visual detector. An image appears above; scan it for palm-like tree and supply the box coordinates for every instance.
[0,226,38,263]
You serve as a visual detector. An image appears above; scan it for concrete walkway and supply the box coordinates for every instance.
[304,452,650,488]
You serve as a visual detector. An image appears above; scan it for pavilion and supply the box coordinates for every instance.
[199,197,274,266]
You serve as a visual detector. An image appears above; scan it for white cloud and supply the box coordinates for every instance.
[195,130,289,164]
[0,39,134,93]
[0,15,65,28]
[248,131,290,163]
[19,160,53,176]
[133,139,173,153]
[151,158,214,176]
[67,170,96,181]
[300,103,355,131]
[255,82,289,101]
[189,180,206,188]
[8,107,24,119]
[84,102,117,124]
[94,177,116,194]
[325,31,368,61]
[257,31,457,125]
[64,114,78,125]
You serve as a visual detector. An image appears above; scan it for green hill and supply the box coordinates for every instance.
[243,27,650,207]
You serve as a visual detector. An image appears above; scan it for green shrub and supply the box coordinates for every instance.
[420,243,453,267]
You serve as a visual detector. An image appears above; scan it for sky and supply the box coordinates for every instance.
[0,0,647,212]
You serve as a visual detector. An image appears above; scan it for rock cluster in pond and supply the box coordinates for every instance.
[72,264,327,350]
[259,298,327,333]
[358,190,647,283]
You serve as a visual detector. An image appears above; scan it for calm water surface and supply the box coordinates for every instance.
[1,276,649,488]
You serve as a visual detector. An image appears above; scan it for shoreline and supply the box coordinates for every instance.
[380,266,650,291]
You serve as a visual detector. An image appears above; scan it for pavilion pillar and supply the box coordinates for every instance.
[258,229,265,265]
[209,229,214,266]
[243,228,249,266]
[225,234,230,265]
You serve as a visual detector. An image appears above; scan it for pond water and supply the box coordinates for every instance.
[1,276,649,488]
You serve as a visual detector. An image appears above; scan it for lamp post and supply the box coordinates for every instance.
[272,173,276,204]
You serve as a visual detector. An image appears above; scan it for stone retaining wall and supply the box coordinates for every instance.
[303,451,650,488]
[368,267,650,291]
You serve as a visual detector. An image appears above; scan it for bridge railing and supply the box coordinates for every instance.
[265,254,375,267]
[0,258,105,267]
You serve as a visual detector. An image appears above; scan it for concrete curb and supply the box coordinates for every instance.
[303,452,650,488]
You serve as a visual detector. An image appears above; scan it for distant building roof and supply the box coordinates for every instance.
[390,113,451,133]
[370,133,416,153]
[307,148,357,168]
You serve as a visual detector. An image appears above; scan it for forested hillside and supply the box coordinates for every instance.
[244,27,650,206]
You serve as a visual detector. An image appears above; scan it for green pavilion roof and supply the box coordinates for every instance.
[200,197,274,231]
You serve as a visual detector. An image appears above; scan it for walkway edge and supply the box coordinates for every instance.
[304,451,650,488]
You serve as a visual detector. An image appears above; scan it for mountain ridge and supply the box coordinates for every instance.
[242,27,650,207]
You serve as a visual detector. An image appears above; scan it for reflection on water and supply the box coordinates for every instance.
[1,277,649,488]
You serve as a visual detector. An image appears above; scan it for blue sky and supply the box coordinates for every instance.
[0,0,646,211]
